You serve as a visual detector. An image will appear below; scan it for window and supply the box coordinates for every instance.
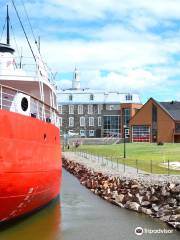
[69,105,74,114]
[89,130,95,137]
[80,117,85,127]
[90,94,94,101]
[98,105,102,114]
[106,105,114,110]
[58,105,62,114]
[69,117,74,127]
[69,94,73,101]
[152,104,157,142]
[98,117,101,126]
[59,117,62,127]
[80,130,86,137]
[126,94,132,101]
[123,108,131,126]
[132,125,150,142]
[89,117,94,126]
[78,105,83,114]
[103,115,120,137]
[152,104,157,122]
[88,105,93,114]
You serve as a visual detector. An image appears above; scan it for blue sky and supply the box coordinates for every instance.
[1,0,180,102]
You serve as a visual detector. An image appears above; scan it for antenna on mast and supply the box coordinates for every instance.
[7,5,10,45]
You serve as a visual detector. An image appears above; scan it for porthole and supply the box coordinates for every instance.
[21,97,28,111]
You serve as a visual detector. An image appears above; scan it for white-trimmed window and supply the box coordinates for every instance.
[78,105,83,114]
[106,105,114,110]
[89,130,95,137]
[89,117,94,126]
[69,105,74,114]
[90,94,94,101]
[59,117,62,127]
[88,105,93,114]
[98,117,101,126]
[80,117,85,127]
[69,94,73,101]
[80,130,86,137]
[126,94,132,101]
[98,105,102,114]
[58,105,62,114]
[69,117,74,127]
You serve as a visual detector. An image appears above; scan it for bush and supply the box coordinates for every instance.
[157,141,164,146]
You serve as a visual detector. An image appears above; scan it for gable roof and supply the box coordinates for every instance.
[158,101,180,121]
[130,97,180,124]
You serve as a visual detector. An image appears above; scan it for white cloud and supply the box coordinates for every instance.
[3,0,180,98]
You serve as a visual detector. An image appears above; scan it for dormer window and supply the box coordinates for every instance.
[126,94,132,101]
[90,94,94,101]
[69,94,73,101]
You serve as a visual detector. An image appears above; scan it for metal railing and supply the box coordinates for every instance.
[63,148,180,176]
[0,55,56,84]
[0,83,59,127]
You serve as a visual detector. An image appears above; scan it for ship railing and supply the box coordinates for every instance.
[0,84,60,128]
[0,55,56,84]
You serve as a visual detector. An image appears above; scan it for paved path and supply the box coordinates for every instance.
[63,151,180,184]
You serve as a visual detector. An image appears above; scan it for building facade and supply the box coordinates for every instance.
[130,98,180,143]
[57,69,142,138]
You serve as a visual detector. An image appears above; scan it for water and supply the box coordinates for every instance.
[0,169,179,240]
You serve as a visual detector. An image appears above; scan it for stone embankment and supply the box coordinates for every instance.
[63,153,180,230]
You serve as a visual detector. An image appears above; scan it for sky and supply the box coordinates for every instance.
[1,0,180,102]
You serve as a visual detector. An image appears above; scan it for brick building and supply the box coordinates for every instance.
[57,68,142,138]
[130,98,180,143]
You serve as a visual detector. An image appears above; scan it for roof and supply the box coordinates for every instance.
[57,88,141,105]
[159,101,180,121]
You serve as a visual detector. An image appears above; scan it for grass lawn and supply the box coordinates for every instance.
[76,143,180,175]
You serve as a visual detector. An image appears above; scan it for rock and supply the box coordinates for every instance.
[115,194,125,203]
[161,186,170,197]
[62,156,180,230]
[131,180,139,185]
[135,193,143,204]
[152,204,159,212]
[174,206,180,214]
[167,198,177,207]
[150,187,155,195]
[169,183,176,190]
[176,194,180,201]
[157,208,172,218]
[125,201,140,211]
[160,215,171,222]
[140,207,152,215]
[141,201,151,207]
[171,185,180,193]
[169,214,180,222]
[131,184,141,189]
[168,221,180,229]
[144,191,151,201]
[150,196,159,203]
[113,201,124,208]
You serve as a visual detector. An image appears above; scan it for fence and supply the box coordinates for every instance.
[63,148,180,176]
[0,84,59,127]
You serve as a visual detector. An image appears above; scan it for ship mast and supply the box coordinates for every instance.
[6,5,10,45]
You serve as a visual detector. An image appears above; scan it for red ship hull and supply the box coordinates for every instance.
[0,109,62,223]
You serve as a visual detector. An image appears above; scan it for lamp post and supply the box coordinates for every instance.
[123,125,127,158]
